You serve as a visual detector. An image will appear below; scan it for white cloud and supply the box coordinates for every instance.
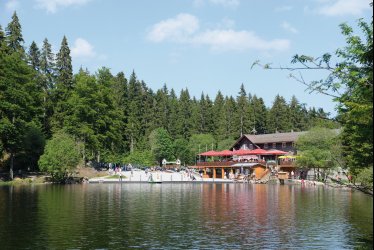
[147,13,199,43]
[6,0,20,12]
[147,14,290,53]
[71,38,96,59]
[193,0,240,8]
[192,30,290,52]
[281,21,298,34]
[318,0,371,16]
[35,0,92,13]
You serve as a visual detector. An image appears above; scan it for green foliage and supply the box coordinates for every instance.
[5,12,24,53]
[28,41,41,71]
[53,36,73,130]
[173,138,191,165]
[356,167,373,191]
[38,132,80,182]
[17,122,45,171]
[296,127,342,171]
[123,150,154,167]
[149,128,173,164]
[217,139,236,151]
[235,83,253,136]
[290,19,373,184]
[267,95,292,133]
[189,134,216,163]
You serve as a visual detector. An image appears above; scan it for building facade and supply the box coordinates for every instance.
[231,131,307,154]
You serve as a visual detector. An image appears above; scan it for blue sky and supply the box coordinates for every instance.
[1,0,372,116]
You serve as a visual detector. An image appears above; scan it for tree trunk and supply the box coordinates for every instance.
[10,152,14,180]
[82,138,86,166]
[130,136,134,153]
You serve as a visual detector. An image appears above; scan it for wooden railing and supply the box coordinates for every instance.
[279,162,297,167]
[195,162,234,167]
[195,160,267,167]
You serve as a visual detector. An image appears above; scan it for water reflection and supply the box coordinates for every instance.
[0,184,372,249]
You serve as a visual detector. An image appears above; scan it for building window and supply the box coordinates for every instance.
[282,142,287,148]
[272,143,276,149]
[264,143,268,149]
[249,144,254,150]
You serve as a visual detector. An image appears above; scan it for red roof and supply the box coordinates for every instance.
[198,150,218,157]
[216,150,234,156]
[232,149,253,156]
[265,149,288,155]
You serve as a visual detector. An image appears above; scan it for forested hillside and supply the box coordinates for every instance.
[0,13,337,173]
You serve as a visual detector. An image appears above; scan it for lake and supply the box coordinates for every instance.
[0,183,372,249]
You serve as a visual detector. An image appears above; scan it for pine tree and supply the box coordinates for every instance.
[198,93,207,133]
[177,89,193,140]
[0,44,40,179]
[126,71,143,152]
[53,36,73,129]
[167,89,179,139]
[5,12,24,53]
[225,96,238,139]
[56,36,73,95]
[28,41,41,71]
[113,72,129,152]
[39,38,55,135]
[236,84,251,136]
[0,25,6,51]
[189,97,200,136]
[250,95,268,134]
[268,95,292,133]
[289,96,307,131]
[40,38,55,88]
[213,91,226,141]
[153,84,169,130]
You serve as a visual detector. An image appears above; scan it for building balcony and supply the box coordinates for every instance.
[195,160,268,167]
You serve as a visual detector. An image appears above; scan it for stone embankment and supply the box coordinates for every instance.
[89,170,233,183]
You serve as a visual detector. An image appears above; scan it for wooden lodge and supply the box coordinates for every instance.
[193,131,306,180]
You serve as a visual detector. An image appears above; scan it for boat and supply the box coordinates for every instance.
[148,173,162,184]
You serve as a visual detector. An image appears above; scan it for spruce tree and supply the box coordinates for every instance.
[167,89,179,139]
[268,95,292,133]
[5,12,24,54]
[213,91,226,141]
[28,41,41,71]
[40,38,55,135]
[177,89,193,140]
[289,96,307,131]
[53,36,73,129]
[154,88,169,129]
[236,84,251,136]
[198,93,207,133]
[0,25,6,48]
[40,38,55,88]
[126,71,143,152]
[250,95,268,134]
[0,41,40,179]
[225,96,238,139]
[56,36,73,96]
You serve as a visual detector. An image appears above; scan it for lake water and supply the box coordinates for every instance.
[0,183,372,249]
